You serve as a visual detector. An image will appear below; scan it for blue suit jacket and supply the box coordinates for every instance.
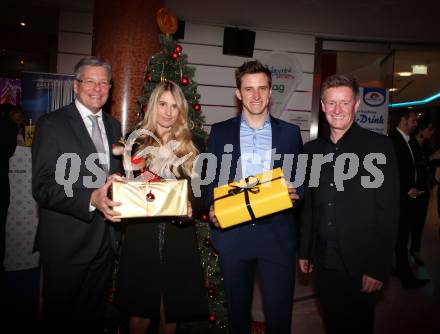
[206,115,303,256]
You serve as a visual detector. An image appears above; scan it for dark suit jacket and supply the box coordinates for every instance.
[389,128,416,203]
[32,103,122,264]
[0,114,17,186]
[206,115,303,256]
[299,123,399,282]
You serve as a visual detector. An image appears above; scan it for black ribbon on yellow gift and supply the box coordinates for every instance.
[214,175,283,222]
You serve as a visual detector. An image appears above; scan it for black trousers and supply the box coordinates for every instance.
[410,191,429,253]
[395,198,417,282]
[40,231,114,333]
[218,224,295,334]
[0,181,10,274]
[315,265,376,334]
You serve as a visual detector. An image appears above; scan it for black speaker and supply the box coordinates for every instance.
[223,27,255,57]
[173,19,185,40]
[223,27,240,56]
[239,29,256,57]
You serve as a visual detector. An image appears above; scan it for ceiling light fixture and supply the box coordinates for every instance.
[396,72,412,77]
[388,88,398,92]
[19,22,26,27]
[411,64,428,75]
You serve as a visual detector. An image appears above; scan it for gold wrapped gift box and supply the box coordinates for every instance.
[112,179,188,218]
[213,168,293,229]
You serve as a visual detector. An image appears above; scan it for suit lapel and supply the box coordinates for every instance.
[67,103,97,160]
[102,112,117,174]
[68,103,115,175]
[270,116,283,169]
[232,116,242,181]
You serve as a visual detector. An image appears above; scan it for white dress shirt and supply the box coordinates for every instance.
[396,127,416,182]
[75,99,110,168]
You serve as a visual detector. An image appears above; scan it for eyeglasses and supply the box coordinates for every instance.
[322,99,355,110]
[76,79,111,89]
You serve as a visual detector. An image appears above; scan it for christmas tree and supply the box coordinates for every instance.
[138,34,206,141]
[138,33,228,333]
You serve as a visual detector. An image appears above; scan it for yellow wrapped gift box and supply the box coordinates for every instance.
[112,179,188,219]
[213,168,293,229]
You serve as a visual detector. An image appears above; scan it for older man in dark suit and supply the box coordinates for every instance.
[32,57,123,331]
[207,60,303,334]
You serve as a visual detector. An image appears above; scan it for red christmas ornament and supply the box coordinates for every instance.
[181,76,189,86]
[193,103,201,112]
[175,44,183,53]
[144,73,152,82]
[146,189,155,201]
[200,214,208,222]
[131,156,142,165]
[171,51,179,60]
[209,314,216,322]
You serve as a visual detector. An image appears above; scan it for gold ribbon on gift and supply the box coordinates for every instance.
[112,179,188,219]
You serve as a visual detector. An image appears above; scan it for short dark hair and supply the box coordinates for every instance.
[415,115,432,133]
[74,56,112,81]
[396,108,416,121]
[235,60,272,89]
[389,108,416,128]
[321,74,359,99]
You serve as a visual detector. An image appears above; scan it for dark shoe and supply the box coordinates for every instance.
[401,278,430,289]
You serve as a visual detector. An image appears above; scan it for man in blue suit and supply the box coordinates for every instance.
[207,60,303,334]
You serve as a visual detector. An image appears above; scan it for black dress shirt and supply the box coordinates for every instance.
[317,127,355,270]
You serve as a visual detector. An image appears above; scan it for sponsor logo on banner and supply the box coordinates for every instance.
[356,88,389,134]
[363,88,386,107]
[258,52,303,120]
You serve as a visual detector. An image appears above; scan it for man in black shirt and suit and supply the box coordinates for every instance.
[299,74,399,334]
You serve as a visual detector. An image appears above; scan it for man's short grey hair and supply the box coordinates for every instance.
[74,57,112,81]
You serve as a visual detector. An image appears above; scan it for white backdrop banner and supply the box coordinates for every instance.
[258,52,304,120]
[5,146,39,271]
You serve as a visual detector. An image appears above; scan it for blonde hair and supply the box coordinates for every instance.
[137,80,198,176]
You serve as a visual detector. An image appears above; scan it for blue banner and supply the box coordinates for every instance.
[21,72,74,124]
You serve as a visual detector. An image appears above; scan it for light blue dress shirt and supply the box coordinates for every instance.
[240,113,272,178]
